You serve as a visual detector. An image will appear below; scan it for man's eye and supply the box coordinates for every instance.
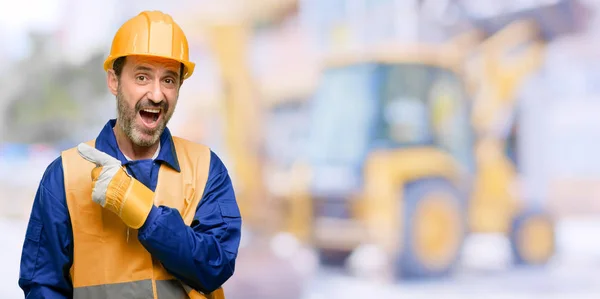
[137,76,147,81]
[165,79,174,84]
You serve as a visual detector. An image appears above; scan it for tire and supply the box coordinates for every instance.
[509,208,555,266]
[397,178,466,279]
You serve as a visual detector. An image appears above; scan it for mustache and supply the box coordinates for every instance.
[135,99,168,112]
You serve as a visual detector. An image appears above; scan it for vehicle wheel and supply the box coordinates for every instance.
[397,178,466,279]
[509,209,555,266]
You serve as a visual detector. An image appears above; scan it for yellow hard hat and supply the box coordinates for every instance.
[103,11,195,80]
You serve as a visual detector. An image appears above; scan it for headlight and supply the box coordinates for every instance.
[269,232,319,277]
[269,232,301,260]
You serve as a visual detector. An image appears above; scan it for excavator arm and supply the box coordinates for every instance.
[459,0,589,235]
[459,0,589,137]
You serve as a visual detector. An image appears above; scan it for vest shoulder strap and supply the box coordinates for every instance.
[61,139,95,194]
[166,136,212,223]
[171,136,211,163]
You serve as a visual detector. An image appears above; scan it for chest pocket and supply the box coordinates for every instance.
[153,164,199,225]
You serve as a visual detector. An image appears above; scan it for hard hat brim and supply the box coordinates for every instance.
[103,53,195,80]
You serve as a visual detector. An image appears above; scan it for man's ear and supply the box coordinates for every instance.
[107,69,119,96]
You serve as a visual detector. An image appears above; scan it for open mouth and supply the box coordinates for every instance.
[138,108,162,129]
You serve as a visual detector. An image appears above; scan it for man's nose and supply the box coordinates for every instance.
[147,80,164,104]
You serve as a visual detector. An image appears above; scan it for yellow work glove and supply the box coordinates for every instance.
[77,143,154,229]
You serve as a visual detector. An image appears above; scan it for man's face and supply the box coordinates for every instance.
[111,56,181,147]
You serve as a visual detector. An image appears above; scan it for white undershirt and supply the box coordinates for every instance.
[123,142,161,161]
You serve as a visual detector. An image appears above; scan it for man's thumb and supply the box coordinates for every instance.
[77,143,120,167]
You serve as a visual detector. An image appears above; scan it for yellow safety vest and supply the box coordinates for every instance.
[61,137,225,299]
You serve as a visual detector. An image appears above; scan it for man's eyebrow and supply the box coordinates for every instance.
[164,69,179,79]
[134,65,179,79]
[134,65,153,73]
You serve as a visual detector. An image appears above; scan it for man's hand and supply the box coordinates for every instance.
[77,143,154,229]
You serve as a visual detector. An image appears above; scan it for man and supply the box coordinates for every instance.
[18,11,241,299]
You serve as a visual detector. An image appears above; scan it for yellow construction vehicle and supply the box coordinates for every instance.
[303,40,483,278]
[290,0,586,279]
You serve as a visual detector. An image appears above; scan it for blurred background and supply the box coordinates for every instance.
[2,0,600,298]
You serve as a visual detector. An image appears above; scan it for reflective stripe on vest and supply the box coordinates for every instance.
[71,279,188,299]
[62,137,223,299]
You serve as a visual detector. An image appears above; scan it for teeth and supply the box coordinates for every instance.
[142,108,160,114]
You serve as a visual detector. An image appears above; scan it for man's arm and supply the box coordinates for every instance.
[18,157,73,298]
[138,151,242,293]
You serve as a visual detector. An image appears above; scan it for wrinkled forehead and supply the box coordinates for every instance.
[126,55,181,75]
